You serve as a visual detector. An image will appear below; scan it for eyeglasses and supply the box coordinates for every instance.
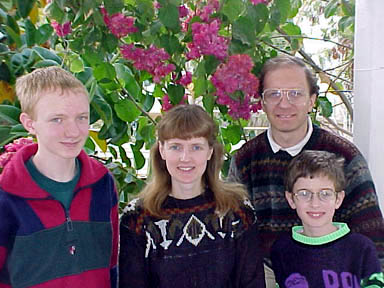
[293,189,338,202]
[262,88,308,105]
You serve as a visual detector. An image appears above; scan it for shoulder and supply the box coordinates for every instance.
[120,198,147,234]
[233,132,268,163]
[346,232,377,248]
[232,198,257,232]
[271,232,292,252]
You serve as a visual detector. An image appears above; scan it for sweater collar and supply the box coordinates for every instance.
[267,116,313,156]
[292,222,350,245]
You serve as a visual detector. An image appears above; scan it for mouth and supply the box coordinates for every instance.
[276,113,295,119]
[178,167,194,172]
[307,212,325,218]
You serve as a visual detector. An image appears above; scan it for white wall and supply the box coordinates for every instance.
[354,0,384,212]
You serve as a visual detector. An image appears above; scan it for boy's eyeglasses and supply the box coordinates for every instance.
[262,88,308,105]
[293,189,338,202]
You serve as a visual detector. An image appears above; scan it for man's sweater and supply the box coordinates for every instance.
[229,125,384,267]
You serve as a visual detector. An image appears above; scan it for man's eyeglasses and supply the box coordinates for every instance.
[262,88,308,105]
[293,189,338,202]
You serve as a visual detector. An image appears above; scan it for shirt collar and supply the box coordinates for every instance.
[267,116,313,157]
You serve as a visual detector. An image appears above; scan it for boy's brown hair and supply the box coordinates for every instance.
[285,150,346,193]
[16,66,88,118]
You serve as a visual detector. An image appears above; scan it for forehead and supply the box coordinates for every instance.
[164,137,208,144]
[264,65,309,90]
[293,175,336,190]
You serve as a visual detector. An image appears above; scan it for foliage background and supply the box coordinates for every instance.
[0,0,355,207]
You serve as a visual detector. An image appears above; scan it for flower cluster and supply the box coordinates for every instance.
[178,5,189,18]
[0,137,34,169]
[161,94,188,112]
[186,19,229,60]
[51,21,71,37]
[176,72,192,87]
[121,44,176,83]
[198,0,220,22]
[211,54,261,120]
[101,7,137,38]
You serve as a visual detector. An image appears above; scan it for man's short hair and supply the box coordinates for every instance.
[259,55,320,97]
[285,150,346,193]
[16,66,89,118]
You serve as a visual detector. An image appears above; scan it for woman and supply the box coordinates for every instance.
[119,104,265,287]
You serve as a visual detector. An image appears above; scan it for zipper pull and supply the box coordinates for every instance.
[66,216,73,231]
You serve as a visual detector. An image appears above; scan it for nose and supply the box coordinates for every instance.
[180,149,190,161]
[309,192,321,207]
[64,120,81,138]
[277,92,292,107]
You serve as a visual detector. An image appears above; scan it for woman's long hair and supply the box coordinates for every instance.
[140,104,248,218]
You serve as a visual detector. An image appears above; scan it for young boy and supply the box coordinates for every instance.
[0,67,118,288]
[271,150,383,288]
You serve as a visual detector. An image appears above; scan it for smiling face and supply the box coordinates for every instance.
[262,65,316,146]
[159,137,213,198]
[285,175,345,237]
[20,88,90,163]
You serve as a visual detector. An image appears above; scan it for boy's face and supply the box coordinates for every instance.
[20,88,90,162]
[285,175,345,237]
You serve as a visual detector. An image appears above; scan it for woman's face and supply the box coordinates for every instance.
[159,137,213,193]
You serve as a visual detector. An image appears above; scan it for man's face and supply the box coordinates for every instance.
[21,88,90,163]
[261,65,316,142]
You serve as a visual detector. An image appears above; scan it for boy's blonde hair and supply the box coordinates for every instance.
[16,66,89,118]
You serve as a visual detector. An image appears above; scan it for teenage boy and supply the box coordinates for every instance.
[271,150,383,287]
[0,66,118,288]
[228,55,384,286]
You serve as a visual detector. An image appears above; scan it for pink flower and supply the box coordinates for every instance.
[176,72,192,87]
[186,20,229,60]
[198,0,220,22]
[211,54,261,119]
[51,21,72,37]
[0,137,34,169]
[101,7,137,38]
[178,5,189,18]
[161,94,188,112]
[121,44,176,83]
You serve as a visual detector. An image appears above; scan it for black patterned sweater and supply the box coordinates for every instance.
[271,223,384,288]
[119,191,266,288]
[229,125,384,268]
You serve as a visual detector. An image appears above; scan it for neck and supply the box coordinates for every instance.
[32,154,77,182]
[271,120,309,148]
[170,181,204,200]
[302,223,338,238]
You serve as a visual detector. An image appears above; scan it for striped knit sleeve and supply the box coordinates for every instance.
[0,192,12,288]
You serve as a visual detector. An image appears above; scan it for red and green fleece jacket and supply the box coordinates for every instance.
[0,144,119,288]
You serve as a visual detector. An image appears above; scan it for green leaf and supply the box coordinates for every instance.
[233,16,256,46]
[119,145,131,167]
[324,0,339,18]
[246,3,269,34]
[33,46,62,64]
[159,34,182,55]
[193,77,207,97]
[287,0,302,19]
[222,0,244,22]
[91,92,113,128]
[221,125,242,145]
[43,1,65,22]
[158,4,180,32]
[115,63,141,100]
[0,0,13,11]
[0,63,11,82]
[102,33,118,54]
[202,94,215,115]
[0,105,21,125]
[341,0,354,16]
[16,0,36,18]
[317,96,332,117]
[167,85,185,105]
[131,141,145,170]
[5,26,22,48]
[33,59,60,68]
[93,63,116,82]
[274,0,290,24]
[338,16,354,32]
[35,24,53,45]
[114,99,141,122]
[82,48,104,66]
[24,19,36,46]
[70,56,84,73]
[104,0,124,15]
[204,55,220,75]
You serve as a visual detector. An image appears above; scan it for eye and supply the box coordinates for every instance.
[267,90,281,98]
[297,190,310,197]
[78,115,89,121]
[320,190,335,197]
[169,144,180,151]
[51,118,62,123]
[192,145,203,151]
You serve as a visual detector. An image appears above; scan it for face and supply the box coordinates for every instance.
[159,137,213,191]
[20,88,90,163]
[285,175,345,237]
[262,65,316,141]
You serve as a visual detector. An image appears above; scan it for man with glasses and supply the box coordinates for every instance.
[228,55,384,287]
[271,150,383,288]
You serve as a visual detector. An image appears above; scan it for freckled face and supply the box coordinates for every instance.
[21,89,90,162]
[159,137,213,188]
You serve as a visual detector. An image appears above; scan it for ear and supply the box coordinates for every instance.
[335,190,345,209]
[20,112,36,135]
[158,142,166,160]
[285,191,297,209]
[307,93,317,113]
